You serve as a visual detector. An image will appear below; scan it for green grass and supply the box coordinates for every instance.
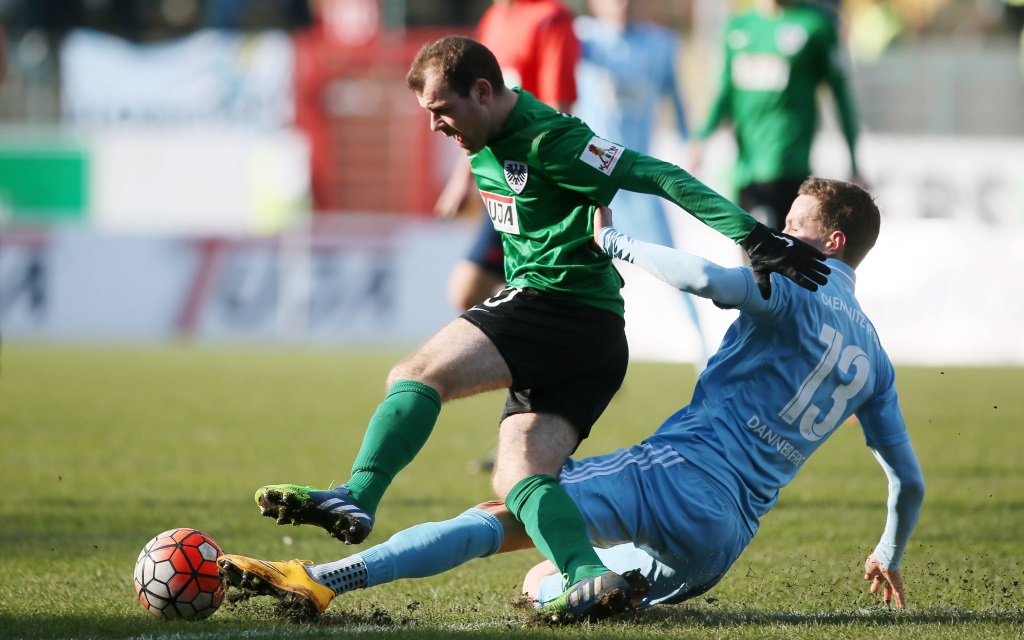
[1,345,1022,639]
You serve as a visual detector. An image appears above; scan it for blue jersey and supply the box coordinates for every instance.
[546,229,924,603]
[649,260,908,532]
[573,17,688,155]
[573,20,690,258]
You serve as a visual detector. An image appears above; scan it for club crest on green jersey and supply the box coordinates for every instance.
[503,159,528,194]
[580,136,623,176]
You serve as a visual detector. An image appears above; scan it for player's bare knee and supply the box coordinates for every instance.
[386,345,440,387]
[386,362,451,400]
[490,471,513,501]
[386,361,418,388]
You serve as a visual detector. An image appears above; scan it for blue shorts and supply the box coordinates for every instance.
[538,441,752,607]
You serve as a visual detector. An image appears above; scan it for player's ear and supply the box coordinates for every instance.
[825,230,846,257]
[473,78,492,103]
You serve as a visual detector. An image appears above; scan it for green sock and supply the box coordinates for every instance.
[345,380,441,514]
[505,474,609,585]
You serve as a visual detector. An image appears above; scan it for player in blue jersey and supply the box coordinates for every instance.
[573,0,713,367]
[574,0,690,248]
[219,177,923,618]
[527,175,921,608]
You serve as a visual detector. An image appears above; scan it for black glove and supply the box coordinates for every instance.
[739,222,831,300]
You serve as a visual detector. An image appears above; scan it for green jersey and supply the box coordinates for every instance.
[699,4,859,187]
[472,89,756,316]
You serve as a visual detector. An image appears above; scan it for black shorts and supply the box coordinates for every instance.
[465,214,505,278]
[739,178,805,231]
[461,287,628,444]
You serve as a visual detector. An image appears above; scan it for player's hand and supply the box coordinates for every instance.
[863,552,906,607]
[593,205,613,244]
[434,159,476,219]
[434,178,469,219]
[739,222,830,299]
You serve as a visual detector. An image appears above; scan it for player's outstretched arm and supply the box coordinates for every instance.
[617,155,829,299]
[863,552,905,607]
[594,206,761,309]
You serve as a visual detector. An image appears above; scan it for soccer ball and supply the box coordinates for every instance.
[134,528,226,620]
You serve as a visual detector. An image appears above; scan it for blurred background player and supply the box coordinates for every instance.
[690,0,862,232]
[434,0,580,312]
[573,0,710,369]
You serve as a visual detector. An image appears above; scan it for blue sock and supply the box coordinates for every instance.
[309,508,504,594]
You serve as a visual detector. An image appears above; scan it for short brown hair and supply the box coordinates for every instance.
[798,177,880,268]
[406,35,505,98]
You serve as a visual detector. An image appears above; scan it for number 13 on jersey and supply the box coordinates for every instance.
[780,323,870,442]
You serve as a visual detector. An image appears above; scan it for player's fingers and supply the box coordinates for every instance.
[796,273,822,291]
[892,584,906,608]
[782,255,828,288]
[806,260,831,283]
[870,576,883,595]
[779,267,818,293]
[886,570,906,607]
[794,252,831,282]
[883,583,892,605]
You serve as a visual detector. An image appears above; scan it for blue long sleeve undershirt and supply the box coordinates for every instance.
[870,442,925,569]
[599,226,758,308]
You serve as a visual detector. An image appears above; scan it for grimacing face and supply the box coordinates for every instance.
[415,69,490,154]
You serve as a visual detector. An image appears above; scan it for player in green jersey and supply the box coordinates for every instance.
[251,35,829,623]
[692,0,862,230]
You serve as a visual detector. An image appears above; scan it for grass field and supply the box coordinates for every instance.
[1,344,1022,639]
